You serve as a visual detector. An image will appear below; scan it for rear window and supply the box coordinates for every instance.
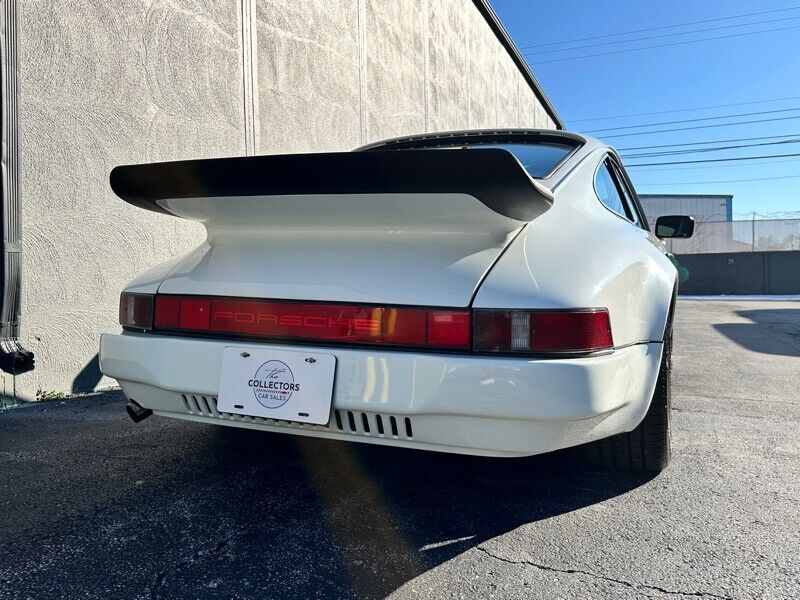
[361,135,581,178]
[466,143,575,178]
[405,143,575,178]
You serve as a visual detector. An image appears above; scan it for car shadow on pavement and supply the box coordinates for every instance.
[713,308,800,357]
[180,427,656,599]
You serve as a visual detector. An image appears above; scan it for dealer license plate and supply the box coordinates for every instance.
[217,346,336,425]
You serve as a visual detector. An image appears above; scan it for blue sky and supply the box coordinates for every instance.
[492,0,800,219]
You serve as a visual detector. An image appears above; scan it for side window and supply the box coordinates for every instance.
[610,161,644,228]
[595,160,632,221]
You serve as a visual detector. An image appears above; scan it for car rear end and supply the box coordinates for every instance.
[99,133,662,457]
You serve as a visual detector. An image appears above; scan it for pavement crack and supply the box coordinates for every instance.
[149,538,230,599]
[475,546,731,599]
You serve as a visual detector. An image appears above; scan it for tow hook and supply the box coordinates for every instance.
[126,399,153,423]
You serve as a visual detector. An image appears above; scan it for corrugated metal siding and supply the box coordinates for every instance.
[639,194,733,228]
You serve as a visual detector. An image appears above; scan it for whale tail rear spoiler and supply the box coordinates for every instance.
[109,148,554,224]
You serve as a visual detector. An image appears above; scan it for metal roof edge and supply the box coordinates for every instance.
[471,0,565,130]
[639,194,734,200]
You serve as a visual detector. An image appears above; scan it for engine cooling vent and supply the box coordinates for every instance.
[179,394,413,439]
[332,409,413,439]
[181,394,219,417]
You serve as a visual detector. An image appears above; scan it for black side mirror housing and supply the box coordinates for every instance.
[655,215,695,239]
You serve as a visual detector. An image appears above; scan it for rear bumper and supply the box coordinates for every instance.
[99,331,663,457]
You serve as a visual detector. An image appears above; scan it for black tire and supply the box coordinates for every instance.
[585,319,673,473]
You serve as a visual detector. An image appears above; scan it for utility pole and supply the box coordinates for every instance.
[751,212,756,252]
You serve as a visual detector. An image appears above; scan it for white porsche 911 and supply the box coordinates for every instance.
[100,130,694,472]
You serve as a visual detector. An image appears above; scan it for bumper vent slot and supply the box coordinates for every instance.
[332,409,412,439]
[182,394,220,417]
[179,394,413,439]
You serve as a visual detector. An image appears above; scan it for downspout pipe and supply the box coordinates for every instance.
[0,2,34,375]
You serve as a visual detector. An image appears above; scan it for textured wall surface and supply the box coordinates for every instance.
[254,0,361,153]
[13,0,241,397]
[10,0,558,397]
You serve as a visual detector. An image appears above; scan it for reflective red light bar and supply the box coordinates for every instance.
[145,294,470,349]
[120,293,612,354]
[473,309,613,353]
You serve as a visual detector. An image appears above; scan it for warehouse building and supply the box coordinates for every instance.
[639,193,733,225]
[0,0,562,398]
[639,193,757,254]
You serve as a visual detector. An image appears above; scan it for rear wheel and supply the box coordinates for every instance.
[585,323,672,472]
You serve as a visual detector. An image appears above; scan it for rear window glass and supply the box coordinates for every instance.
[364,137,580,178]
[466,143,574,178]
[407,143,575,178]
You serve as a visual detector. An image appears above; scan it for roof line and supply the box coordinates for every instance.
[353,129,584,151]
[639,194,734,199]
[471,0,564,130]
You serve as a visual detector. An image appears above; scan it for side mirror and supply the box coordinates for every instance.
[655,215,694,239]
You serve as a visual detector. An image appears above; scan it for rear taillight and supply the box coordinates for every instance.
[473,309,613,353]
[123,293,612,354]
[150,295,471,350]
[119,292,154,330]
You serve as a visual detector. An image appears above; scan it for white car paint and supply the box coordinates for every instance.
[100,130,679,458]
[475,148,675,346]
[100,331,662,456]
[154,193,525,307]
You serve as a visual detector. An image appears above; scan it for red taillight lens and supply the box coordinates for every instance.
[151,296,471,350]
[208,299,383,342]
[530,311,613,352]
[180,298,211,330]
[145,294,609,354]
[153,295,180,329]
[119,292,154,330]
[473,309,613,353]
[383,308,427,345]
[427,310,470,347]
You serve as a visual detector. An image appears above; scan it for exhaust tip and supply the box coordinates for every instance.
[126,399,153,423]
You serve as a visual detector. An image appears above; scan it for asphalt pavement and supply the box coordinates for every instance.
[1,300,798,599]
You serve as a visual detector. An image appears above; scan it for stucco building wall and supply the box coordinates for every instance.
[7,0,559,397]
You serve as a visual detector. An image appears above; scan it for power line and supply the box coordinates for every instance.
[631,157,800,172]
[626,152,800,167]
[635,174,800,185]
[527,23,800,65]
[570,95,800,124]
[519,5,800,49]
[621,138,800,159]
[601,114,800,139]
[583,106,800,133]
[735,210,800,217]
[618,132,800,151]
[526,14,800,56]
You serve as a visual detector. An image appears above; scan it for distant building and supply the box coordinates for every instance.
[639,194,733,226]
[638,194,752,253]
